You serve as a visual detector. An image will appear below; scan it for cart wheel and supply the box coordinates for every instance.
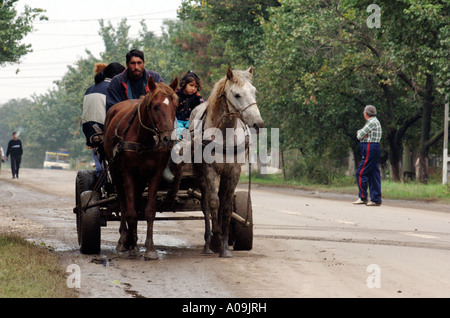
[230,191,253,250]
[79,190,101,254]
[75,170,97,245]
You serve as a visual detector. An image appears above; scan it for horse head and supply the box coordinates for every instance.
[141,76,178,148]
[224,66,264,133]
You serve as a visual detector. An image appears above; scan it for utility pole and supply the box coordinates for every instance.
[443,95,449,184]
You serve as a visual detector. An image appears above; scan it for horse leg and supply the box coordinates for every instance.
[143,173,162,260]
[198,182,213,254]
[217,166,241,258]
[203,169,221,255]
[116,197,128,252]
[122,175,139,255]
[112,171,129,253]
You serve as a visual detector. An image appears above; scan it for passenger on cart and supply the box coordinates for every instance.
[82,62,125,177]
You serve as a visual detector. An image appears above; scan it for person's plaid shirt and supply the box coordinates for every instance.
[357,117,382,142]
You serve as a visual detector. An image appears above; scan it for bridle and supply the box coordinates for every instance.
[195,80,257,154]
[137,93,175,136]
[215,80,257,127]
[112,90,175,158]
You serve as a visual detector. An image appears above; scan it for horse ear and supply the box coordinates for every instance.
[169,78,178,91]
[147,76,157,91]
[226,66,233,80]
[247,66,254,75]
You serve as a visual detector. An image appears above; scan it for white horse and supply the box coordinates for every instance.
[189,66,264,257]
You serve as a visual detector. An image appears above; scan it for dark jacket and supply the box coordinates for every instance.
[6,139,23,157]
[176,89,204,121]
[106,69,165,112]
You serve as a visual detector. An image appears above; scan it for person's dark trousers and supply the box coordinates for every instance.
[10,155,21,178]
[355,142,381,203]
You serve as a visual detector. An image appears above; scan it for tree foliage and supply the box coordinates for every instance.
[0,0,46,66]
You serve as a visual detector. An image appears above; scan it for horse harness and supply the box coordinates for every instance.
[190,82,256,155]
[112,96,173,160]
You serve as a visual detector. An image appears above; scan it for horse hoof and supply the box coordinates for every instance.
[144,250,158,260]
[202,247,214,254]
[219,250,232,258]
[116,243,127,253]
[128,247,140,257]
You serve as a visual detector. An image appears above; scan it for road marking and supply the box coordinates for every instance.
[400,232,438,239]
[279,210,301,215]
[335,220,355,225]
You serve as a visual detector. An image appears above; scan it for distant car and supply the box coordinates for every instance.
[43,150,70,170]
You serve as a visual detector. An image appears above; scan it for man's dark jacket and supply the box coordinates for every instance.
[106,69,165,112]
[6,139,23,157]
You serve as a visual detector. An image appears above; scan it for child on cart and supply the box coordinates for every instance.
[175,71,204,139]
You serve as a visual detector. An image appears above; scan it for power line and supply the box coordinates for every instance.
[33,42,104,52]
[0,76,62,79]
[36,17,176,24]
[34,10,178,24]
[34,9,177,23]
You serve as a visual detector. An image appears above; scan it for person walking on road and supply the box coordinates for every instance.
[353,105,382,206]
[6,132,23,179]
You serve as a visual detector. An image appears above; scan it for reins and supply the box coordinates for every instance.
[112,90,174,159]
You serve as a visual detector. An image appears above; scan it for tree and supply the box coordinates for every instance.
[0,0,46,66]
[179,0,280,67]
[338,0,449,183]
[257,0,448,183]
[98,19,134,65]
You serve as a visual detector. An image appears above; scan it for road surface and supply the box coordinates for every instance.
[0,168,449,298]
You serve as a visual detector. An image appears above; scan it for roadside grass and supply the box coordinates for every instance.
[242,173,450,204]
[0,233,77,298]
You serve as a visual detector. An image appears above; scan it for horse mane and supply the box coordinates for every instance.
[206,77,227,118]
[205,70,252,125]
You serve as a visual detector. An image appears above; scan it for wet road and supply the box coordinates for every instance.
[0,169,449,298]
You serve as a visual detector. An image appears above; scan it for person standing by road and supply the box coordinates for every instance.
[353,105,382,206]
[6,132,23,179]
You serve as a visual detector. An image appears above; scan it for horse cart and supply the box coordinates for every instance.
[73,161,253,255]
[74,66,262,258]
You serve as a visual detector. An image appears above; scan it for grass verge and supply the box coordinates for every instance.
[242,173,450,204]
[0,233,77,298]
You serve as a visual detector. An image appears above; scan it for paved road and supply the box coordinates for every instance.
[0,169,449,298]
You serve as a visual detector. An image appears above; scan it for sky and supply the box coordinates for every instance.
[0,0,183,104]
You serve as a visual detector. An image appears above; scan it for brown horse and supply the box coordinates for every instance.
[189,66,264,257]
[104,76,178,260]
